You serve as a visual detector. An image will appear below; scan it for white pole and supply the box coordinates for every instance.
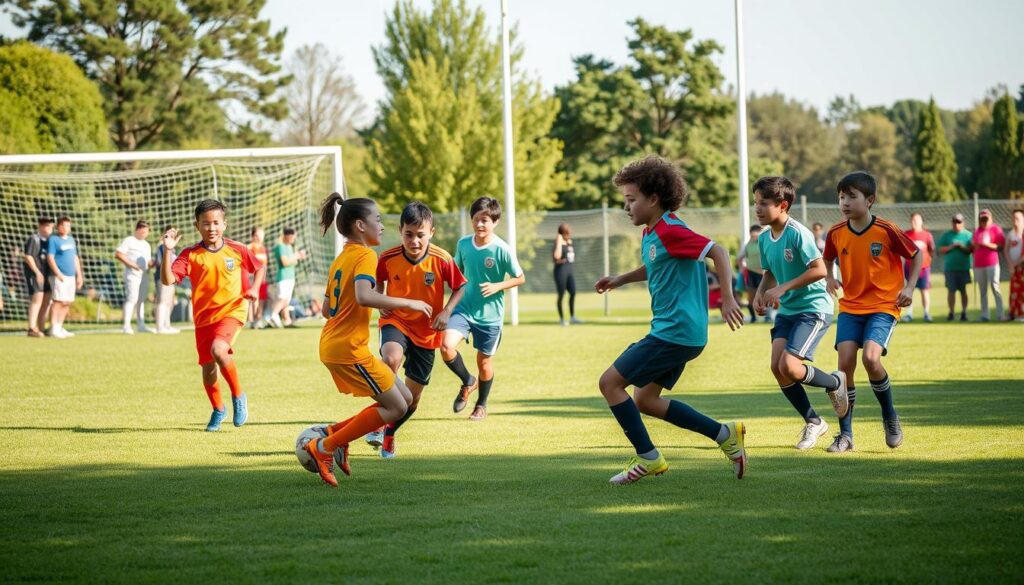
[801,194,808,226]
[500,0,519,326]
[602,200,610,317]
[332,148,346,256]
[734,0,751,245]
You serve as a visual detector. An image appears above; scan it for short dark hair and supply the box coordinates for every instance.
[752,176,796,208]
[749,225,762,234]
[837,171,877,199]
[38,217,54,225]
[400,201,434,227]
[135,220,149,230]
[470,197,502,221]
[283,227,296,236]
[612,156,687,211]
[194,199,227,220]
[1013,209,1024,217]
[812,222,823,230]
[162,224,175,233]
[319,193,376,237]
[57,216,71,225]
[250,226,263,237]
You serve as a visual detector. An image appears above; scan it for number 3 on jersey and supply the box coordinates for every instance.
[327,269,343,317]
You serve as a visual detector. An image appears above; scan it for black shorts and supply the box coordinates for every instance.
[612,335,705,390]
[23,269,51,295]
[379,324,436,386]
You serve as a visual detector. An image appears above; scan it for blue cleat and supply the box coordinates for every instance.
[206,408,227,432]
[232,394,248,427]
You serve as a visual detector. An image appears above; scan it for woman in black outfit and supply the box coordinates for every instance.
[553,222,581,325]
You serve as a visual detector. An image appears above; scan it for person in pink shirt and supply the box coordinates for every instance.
[902,213,936,322]
[1005,209,1024,322]
[972,209,1005,321]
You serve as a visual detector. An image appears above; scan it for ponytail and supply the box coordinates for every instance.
[319,193,377,238]
[319,192,345,235]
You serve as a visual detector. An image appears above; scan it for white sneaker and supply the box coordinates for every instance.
[137,325,157,334]
[166,326,181,334]
[60,328,75,338]
[269,315,283,329]
[51,328,69,339]
[122,326,135,335]
[795,419,829,449]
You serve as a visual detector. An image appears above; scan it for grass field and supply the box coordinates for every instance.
[1,290,1022,584]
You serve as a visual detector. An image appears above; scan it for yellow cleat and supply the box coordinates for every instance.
[719,421,747,479]
[608,454,669,485]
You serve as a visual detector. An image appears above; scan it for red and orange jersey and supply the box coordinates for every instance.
[319,242,378,364]
[377,244,467,349]
[823,216,919,318]
[172,238,262,328]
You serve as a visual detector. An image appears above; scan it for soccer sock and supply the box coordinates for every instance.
[476,378,493,407]
[327,404,380,435]
[839,386,856,437]
[780,382,821,423]
[609,397,657,457]
[870,375,898,419]
[203,382,224,411]
[122,302,132,329]
[386,405,417,436]
[747,303,756,320]
[802,365,840,391]
[323,406,387,452]
[664,400,723,441]
[443,353,473,386]
[569,293,576,317]
[219,361,243,398]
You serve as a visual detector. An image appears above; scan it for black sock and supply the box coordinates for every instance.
[664,400,723,441]
[781,382,821,423]
[476,378,493,407]
[839,386,856,437]
[870,375,897,419]
[802,365,840,391]
[386,405,417,436]
[609,397,655,455]
[444,353,473,386]
[747,304,756,320]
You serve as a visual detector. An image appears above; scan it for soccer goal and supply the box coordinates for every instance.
[0,147,344,332]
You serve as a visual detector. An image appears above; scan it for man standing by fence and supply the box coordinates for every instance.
[22,217,54,337]
[938,213,973,322]
[116,220,155,334]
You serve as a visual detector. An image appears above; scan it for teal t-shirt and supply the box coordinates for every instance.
[453,235,523,326]
[758,218,834,316]
[938,230,973,271]
[273,242,295,282]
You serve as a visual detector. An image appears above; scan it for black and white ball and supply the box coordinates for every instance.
[295,425,329,473]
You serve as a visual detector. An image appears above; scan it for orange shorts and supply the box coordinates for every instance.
[322,357,396,397]
[194,318,243,365]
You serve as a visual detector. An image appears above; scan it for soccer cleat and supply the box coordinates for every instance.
[795,419,829,450]
[883,417,903,449]
[452,377,478,413]
[380,435,396,460]
[946,312,954,322]
[304,439,338,487]
[608,454,669,485]
[469,404,487,421]
[333,442,351,476]
[923,314,933,323]
[364,427,385,449]
[719,421,747,479]
[828,370,850,418]
[205,408,227,432]
[901,314,912,323]
[232,393,248,427]
[826,434,854,453]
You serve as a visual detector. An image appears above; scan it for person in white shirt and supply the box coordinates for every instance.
[115,220,155,334]
[153,223,180,334]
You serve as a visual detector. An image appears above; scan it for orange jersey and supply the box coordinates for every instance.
[172,238,261,328]
[377,244,467,349]
[319,242,378,364]
[823,216,919,318]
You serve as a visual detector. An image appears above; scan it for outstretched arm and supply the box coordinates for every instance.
[706,244,744,330]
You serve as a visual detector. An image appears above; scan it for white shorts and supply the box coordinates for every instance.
[124,272,150,304]
[50,274,76,303]
[156,282,175,305]
[274,279,295,303]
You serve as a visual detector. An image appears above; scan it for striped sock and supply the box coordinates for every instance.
[802,365,839,391]
[870,375,897,419]
[781,382,820,423]
[839,386,856,437]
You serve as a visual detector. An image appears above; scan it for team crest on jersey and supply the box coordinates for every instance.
[784,248,794,262]
[484,257,496,269]
[424,271,436,286]
[225,258,235,271]
[648,244,657,260]
[870,242,883,257]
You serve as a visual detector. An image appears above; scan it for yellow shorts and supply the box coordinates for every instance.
[322,357,395,397]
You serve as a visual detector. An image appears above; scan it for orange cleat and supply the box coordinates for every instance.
[304,439,338,487]
[334,442,352,476]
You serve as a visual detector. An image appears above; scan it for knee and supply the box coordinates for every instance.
[384,355,402,372]
[861,352,882,371]
[634,394,658,415]
[779,359,804,382]
[769,361,786,382]
[598,372,621,397]
[211,345,230,363]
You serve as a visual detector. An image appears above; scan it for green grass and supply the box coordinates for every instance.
[1,293,1022,584]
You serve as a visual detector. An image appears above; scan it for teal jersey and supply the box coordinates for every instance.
[643,212,715,346]
[743,238,763,273]
[938,230,973,271]
[453,234,523,326]
[272,242,295,282]
[758,219,833,316]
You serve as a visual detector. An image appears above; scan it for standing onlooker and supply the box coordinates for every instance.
[46,216,82,338]
[736,224,767,323]
[267,227,306,328]
[553,222,580,325]
[902,213,936,322]
[153,224,180,334]
[972,209,1005,322]
[247,226,270,328]
[1005,209,1024,322]
[22,217,54,337]
[812,222,826,254]
[116,220,155,334]
[938,213,973,321]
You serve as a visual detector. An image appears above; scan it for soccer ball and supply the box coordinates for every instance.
[295,425,329,473]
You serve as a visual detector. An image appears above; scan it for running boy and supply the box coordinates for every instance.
[751,176,848,451]
[823,171,922,453]
[162,200,265,432]
[441,197,526,421]
[303,193,431,488]
[594,156,747,484]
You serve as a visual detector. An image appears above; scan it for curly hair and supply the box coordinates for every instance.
[612,156,687,211]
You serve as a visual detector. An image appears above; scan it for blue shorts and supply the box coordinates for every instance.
[745,270,763,289]
[613,335,704,390]
[904,265,931,290]
[771,312,832,361]
[447,312,502,356]
[835,312,897,356]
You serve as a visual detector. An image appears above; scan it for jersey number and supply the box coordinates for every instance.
[327,269,343,317]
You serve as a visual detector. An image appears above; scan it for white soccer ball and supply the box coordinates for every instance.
[296,425,329,473]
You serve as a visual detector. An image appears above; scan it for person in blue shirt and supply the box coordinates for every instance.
[751,176,849,451]
[594,156,747,485]
[45,216,83,339]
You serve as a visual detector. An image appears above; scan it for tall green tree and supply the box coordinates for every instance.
[953,99,994,196]
[912,98,960,201]
[843,112,901,200]
[983,93,1021,196]
[3,0,289,151]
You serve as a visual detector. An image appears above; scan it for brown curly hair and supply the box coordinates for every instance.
[612,156,687,211]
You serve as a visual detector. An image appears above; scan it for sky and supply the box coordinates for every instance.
[2,0,1022,123]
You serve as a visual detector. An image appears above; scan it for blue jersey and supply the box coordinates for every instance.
[47,234,77,277]
[642,212,714,347]
[453,234,523,327]
[758,218,833,316]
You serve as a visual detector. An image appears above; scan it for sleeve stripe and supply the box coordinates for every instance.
[697,240,714,261]
[354,274,376,287]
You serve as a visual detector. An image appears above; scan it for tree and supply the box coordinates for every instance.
[953,99,994,196]
[911,98,960,201]
[843,113,901,200]
[983,93,1021,197]
[280,43,366,146]
[3,0,289,151]
[0,41,108,154]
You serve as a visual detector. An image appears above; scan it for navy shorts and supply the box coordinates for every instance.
[613,335,704,390]
[904,265,931,290]
[944,270,971,292]
[745,270,763,289]
[835,312,897,356]
[771,312,832,361]
[447,312,502,356]
[379,324,435,386]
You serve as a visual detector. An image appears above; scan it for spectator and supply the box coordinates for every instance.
[553,222,580,325]
[115,220,155,334]
[267,227,306,328]
[972,209,1005,322]
[812,222,826,254]
[247,226,270,328]
[153,224,180,334]
[22,217,54,337]
[1005,209,1024,322]
[938,213,972,322]
[46,216,82,338]
[737,224,769,322]
[902,213,936,322]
